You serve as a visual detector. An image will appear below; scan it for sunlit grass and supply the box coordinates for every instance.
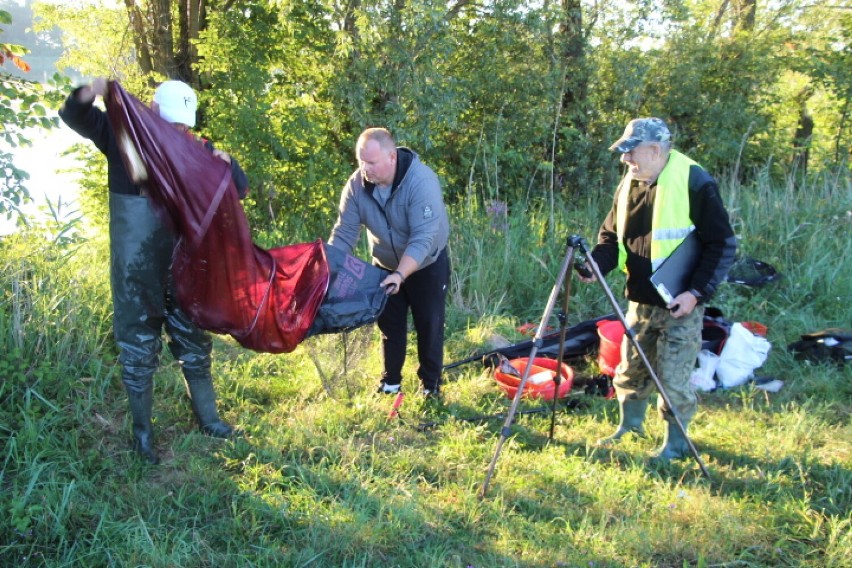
[1,172,850,566]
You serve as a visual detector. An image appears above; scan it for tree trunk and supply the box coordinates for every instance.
[559,0,587,128]
[713,0,755,35]
[122,0,154,76]
[150,0,175,77]
[177,0,190,82]
[122,0,210,85]
[736,0,756,32]
[792,98,814,179]
[555,0,590,196]
[174,0,205,84]
[331,0,363,150]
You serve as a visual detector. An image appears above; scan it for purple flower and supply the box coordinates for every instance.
[485,199,509,232]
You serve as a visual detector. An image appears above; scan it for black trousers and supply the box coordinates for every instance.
[378,248,450,391]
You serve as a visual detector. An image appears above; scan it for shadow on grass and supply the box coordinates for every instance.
[400,383,852,517]
[181,389,644,568]
[204,431,578,566]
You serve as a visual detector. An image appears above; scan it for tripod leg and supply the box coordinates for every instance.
[548,266,573,441]
[580,239,712,481]
[480,244,576,498]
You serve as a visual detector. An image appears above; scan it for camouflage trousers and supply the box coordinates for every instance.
[613,302,704,423]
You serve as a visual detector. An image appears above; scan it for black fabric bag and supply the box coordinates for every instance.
[470,315,614,370]
[306,244,389,337]
[787,328,852,365]
[726,256,781,287]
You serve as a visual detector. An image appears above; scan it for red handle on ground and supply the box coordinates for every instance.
[388,392,405,420]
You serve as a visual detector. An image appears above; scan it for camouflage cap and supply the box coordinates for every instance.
[609,117,671,152]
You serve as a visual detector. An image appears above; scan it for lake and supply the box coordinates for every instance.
[1,123,83,236]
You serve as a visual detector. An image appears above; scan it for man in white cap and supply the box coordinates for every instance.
[578,117,736,461]
[60,78,249,464]
[152,80,197,130]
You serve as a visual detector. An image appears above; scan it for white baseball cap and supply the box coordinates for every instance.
[153,80,197,128]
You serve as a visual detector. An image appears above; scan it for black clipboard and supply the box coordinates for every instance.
[649,230,702,304]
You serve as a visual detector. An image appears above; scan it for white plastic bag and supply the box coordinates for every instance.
[528,370,554,385]
[716,322,771,388]
[690,349,720,392]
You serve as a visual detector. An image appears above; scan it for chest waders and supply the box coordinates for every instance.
[110,194,235,464]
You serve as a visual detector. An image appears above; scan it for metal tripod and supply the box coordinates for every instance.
[479,235,710,498]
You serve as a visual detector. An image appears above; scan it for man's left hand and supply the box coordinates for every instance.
[381,271,405,295]
[668,290,699,318]
[212,149,232,163]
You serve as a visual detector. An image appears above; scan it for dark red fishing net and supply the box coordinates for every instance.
[106,81,329,353]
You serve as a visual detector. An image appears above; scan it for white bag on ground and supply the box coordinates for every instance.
[690,349,720,392]
[716,322,771,388]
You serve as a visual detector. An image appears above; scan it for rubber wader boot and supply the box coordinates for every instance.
[654,419,691,461]
[127,386,159,465]
[596,397,649,446]
[185,376,237,438]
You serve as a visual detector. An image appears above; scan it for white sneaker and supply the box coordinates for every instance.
[377,382,401,394]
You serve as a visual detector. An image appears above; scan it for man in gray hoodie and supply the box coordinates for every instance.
[329,128,450,397]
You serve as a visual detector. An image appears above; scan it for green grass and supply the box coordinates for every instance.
[1,172,850,567]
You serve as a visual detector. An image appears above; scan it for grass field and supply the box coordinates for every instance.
[1,171,850,567]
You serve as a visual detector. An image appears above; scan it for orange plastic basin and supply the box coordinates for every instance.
[494,357,573,400]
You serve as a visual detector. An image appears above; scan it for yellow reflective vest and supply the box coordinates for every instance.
[615,149,697,272]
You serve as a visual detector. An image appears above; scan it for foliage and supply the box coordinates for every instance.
[32,0,852,239]
[0,9,31,72]
[67,141,110,232]
[432,1,565,203]
[32,0,147,93]
[588,1,780,181]
[195,1,346,240]
[789,4,852,170]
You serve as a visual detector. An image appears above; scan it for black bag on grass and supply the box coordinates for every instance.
[726,257,781,287]
[787,329,852,365]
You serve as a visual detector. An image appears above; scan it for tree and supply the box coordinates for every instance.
[551,0,596,197]
[587,0,781,180]
[31,0,852,245]
[33,1,146,92]
[195,1,345,238]
[793,4,852,171]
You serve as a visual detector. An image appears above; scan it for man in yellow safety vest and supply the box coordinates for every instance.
[578,117,736,460]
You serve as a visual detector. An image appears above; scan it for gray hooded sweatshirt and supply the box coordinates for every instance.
[329,147,450,271]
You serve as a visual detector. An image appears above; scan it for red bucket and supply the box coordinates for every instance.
[494,357,573,401]
[741,321,768,337]
[597,319,625,376]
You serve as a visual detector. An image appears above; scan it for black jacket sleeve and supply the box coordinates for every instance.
[687,167,737,299]
[202,140,249,200]
[58,87,111,155]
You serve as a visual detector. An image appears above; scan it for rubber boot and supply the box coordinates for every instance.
[126,386,159,465]
[654,419,691,461]
[184,375,237,438]
[596,397,648,446]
